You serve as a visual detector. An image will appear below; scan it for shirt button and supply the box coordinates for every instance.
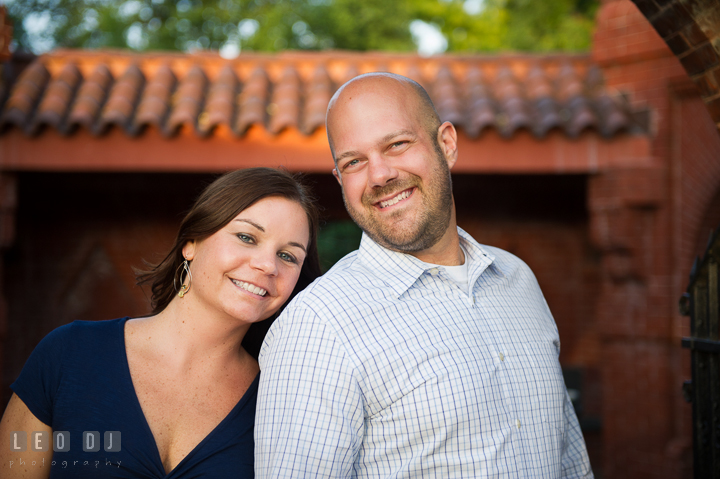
[429,268,439,276]
[499,352,505,361]
[516,419,521,429]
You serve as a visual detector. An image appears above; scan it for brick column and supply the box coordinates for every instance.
[591,3,702,475]
[588,166,692,478]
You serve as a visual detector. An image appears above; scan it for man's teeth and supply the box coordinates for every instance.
[231,279,267,296]
[380,190,411,209]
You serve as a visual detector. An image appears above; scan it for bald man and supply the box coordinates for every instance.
[255,73,593,478]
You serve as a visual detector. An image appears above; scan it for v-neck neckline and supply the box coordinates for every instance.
[117,317,259,477]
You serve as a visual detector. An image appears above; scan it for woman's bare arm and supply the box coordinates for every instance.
[0,394,53,479]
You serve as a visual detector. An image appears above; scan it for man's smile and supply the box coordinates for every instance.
[372,187,416,211]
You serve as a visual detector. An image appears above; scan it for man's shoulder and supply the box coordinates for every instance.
[281,249,391,320]
[478,243,523,265]
[460,230,528,271]
[300,250,372,293]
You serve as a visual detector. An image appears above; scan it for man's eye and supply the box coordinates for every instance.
[341,159,360,171]
[391,141,406,148]
[237,233,255,244]
[278,251,297,264]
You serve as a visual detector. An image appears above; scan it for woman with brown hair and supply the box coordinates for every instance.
[0,167,321,478]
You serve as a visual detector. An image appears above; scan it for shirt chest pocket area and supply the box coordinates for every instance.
[516,339,568,431]
[363,342,460,417]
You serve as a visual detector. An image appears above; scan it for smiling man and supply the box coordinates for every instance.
[255,73,593,478]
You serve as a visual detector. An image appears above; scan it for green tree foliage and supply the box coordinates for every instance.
[501,0,598,51]
[415,0,598,52]
[6,0,598,55]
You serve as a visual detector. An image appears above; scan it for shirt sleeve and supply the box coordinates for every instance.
[561,389,594,478]
[10,323,72,426]
[255,305,364,478]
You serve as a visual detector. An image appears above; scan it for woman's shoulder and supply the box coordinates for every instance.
[35,317,129,358]
[60,316,128,337]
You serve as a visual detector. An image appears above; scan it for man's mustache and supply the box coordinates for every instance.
[362,178,419,207]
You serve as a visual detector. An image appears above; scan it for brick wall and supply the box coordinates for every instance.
[631,0,720,133]
[591,1,720,477]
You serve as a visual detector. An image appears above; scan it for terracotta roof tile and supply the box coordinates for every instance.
[494,66,533,137]
[68,64,112,133]
[235,67,268,135]
[99,64,144,133]
[166,65,206,135]
[432,66,463,127]
[527,65,562,137]
[0,50,645,140]
[201,65,237,136]
[268,66,301,134]
[465,66,496,138]
[303,66,332,134]
[32,63,81,134]
[1,61,50,133]
[556,63,598,137]
[134,64,176,135]
[595,93,630,137]
[338,64,360,86]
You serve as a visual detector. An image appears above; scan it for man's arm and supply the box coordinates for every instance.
[255,305,364,478]
[561,389,594,478]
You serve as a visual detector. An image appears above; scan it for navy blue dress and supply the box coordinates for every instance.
[11,317,257,478]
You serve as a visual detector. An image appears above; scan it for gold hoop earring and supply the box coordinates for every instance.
[174,259,192,298]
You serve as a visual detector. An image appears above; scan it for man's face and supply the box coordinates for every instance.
[328,81,456,254]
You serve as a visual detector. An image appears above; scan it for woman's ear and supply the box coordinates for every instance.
[182,241,196,261]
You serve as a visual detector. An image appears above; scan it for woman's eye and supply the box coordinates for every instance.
[278,251,297,264]
[237,233,255,244]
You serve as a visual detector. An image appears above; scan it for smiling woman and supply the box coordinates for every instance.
[0,168,321,478]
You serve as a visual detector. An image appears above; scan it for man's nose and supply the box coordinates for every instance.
[367,155,398,187]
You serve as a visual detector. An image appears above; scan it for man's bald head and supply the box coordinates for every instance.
[326,73,441,162]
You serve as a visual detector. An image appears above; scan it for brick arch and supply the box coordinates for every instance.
[630,0,720,134]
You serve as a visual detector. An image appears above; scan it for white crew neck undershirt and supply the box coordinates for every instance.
[421,244,470,294]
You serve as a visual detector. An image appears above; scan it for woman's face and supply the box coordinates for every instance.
[182,196,310,324]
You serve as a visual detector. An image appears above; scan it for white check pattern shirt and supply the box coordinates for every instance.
[256,227,593,478]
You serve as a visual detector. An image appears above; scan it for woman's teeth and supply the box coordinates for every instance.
[231,279,267,296]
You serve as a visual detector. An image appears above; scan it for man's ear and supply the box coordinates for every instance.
[332,168,342,185]
[437,121,458,170]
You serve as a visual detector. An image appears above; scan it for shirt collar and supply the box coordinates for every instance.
[458,227,505,286]
[355,227,503,299]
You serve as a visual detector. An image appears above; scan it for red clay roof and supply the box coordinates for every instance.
[0,49,638,140]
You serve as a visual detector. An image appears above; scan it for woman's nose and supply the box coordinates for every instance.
[251,249,278,276]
